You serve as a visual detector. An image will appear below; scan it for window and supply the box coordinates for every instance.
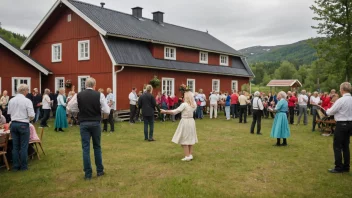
[52,43,62,62]
[199,52,208,64]
[12,77,31,96]
[187,79,196,93]
[55,77,65,92]
[220,55,229,66]
[162,78,175,96]
[78,76,90,92]
[78,40,90,61]
[212,79,220,92]
[67,14,72,22]
[164,46,176,60]
[231,80,238,92]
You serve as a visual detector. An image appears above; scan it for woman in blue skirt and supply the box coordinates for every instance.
[55,88,68,132]
[270,91,290,146]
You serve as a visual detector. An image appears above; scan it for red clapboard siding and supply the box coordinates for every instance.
[0,45,41,96]
[150,44,233,67]
[29,6,113,92]
[116,66,250,110]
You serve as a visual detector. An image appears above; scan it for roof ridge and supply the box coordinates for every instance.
[68,0,209,35]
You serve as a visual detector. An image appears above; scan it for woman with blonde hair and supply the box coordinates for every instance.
[161,91,198,161]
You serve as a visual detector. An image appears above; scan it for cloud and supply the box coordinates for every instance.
[0,0,318,49]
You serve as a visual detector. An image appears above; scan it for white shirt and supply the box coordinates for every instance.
[209,94,219,105]
[42,94,51,109]
[57,94,66,107]
[8,94,35,123]
[326,93,352,121]
[129,91,138,105]
[66,88,110,114]
[310,96,320,106]
[252,97,264,110]
[196,94,206,106]
[106,93,115,110]
[298,94,308,105]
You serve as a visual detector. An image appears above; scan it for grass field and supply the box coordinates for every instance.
[1,114,351,198]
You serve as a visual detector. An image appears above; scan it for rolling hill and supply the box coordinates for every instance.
[239,38,320,66]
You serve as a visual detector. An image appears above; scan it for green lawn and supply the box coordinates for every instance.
[0,114,351,198]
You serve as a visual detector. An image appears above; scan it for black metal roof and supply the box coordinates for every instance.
[68,0,243,56]
[104,37,253,77]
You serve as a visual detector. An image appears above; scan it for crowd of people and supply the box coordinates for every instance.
[2,80,352,177]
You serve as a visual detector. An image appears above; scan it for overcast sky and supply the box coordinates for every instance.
[0,0,318,49]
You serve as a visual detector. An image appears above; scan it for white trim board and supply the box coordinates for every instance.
[0,37,50,75]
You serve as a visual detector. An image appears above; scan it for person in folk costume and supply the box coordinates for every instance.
[270,91,291,146]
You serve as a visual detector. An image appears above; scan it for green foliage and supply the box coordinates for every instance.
[241,83,250,92]
[274,61,297,79]
[310,0,352,81]
[0,27,27,48]
[240,39,319,65]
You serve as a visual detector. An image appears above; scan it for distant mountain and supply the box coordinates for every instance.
[0,28,27,48]
[239,38,320,66]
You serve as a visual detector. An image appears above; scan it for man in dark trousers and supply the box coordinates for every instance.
[8,84,35,171]
[326,82,352,173]
[32,88,42,123]
[138,85,156,141]
[69,77,110,180]
[50,90,58,118]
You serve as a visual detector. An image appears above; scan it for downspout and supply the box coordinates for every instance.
[116,66,124,73]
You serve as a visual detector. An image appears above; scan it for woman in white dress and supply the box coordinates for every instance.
[161,91,198,161]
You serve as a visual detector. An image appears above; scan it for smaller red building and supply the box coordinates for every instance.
[0,36,51,96]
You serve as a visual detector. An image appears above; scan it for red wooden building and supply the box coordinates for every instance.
[0,36,51,96]
[21,0,254,110]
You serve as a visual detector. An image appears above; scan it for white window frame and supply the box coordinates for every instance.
[67,14,72,22]
[212,79,220,92]
[164,46,176,60]
[220,55,229,66]
[161,77,175,96]
[51,43,62,63]
[231,80,238,92]
[187,79,196,93]
[55,77,65,92]
[78,40,90,61]
[199,52,208,64]
[78,76,90,92]
[11,77,31,96]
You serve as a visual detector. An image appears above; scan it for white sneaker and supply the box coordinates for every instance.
[189,155,193,160]
[181,156,192,161]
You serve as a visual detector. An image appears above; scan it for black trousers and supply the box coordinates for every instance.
[289,106,295,124]
[40,109,50,126]
[103,109,115,131]
[130,104,136,123]
[239,105,247,123]
[250,110,262,134]
[333,122,352,171]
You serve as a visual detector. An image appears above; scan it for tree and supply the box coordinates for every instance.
[274,61,297,79]
[311,0,352,81]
